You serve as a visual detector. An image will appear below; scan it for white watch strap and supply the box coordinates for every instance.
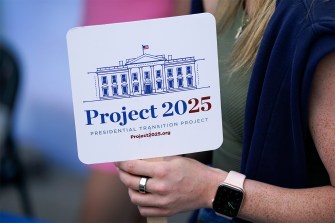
[224,171,246,188]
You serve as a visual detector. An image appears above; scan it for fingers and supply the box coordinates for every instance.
[116,159,158,177]
[118,168,147,192]
[127,189,174,217]
[116,157,196,217]
[117,157,181,194]
[123,177,163,206]
[115,156,179,178]
[118,168,161,195]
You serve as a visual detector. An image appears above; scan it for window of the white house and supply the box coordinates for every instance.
[177,67,182,75]
[132,73,138,81]
[112,85,118,95]
[157,80,162,89]
[167,68,173,77]
[186,66,192,74]
[121,74,127,82]
[187,76,193,87]
[112,75,117,83]
[168,79,174,89]
[122,85,128,95]
[144,71,150,79]
[133,82,139,92]
[102,87,108,96]
[102,76,108,85]
[156,70,161,78]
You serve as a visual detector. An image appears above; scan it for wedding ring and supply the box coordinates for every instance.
[139,177,149,194]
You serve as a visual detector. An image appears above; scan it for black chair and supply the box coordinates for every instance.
[0,44,33,217]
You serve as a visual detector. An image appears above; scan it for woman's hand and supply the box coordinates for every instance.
[116,156,225,217]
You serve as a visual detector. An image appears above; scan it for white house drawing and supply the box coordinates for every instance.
[89,50,203,101]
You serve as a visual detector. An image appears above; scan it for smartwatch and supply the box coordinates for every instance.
[212,171,246,219]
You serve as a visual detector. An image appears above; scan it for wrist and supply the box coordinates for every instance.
[212,171,246,219]
[204,168,228,208]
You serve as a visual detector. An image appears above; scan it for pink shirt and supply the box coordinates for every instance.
[83,0,174,26]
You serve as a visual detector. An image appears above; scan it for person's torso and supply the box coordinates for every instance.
[212,8,251,172]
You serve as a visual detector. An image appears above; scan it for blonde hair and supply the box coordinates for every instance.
[215,0,276,74]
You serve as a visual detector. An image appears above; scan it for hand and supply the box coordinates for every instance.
[116,156,225,217]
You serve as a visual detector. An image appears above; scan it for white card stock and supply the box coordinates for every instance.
[67,13,223,164]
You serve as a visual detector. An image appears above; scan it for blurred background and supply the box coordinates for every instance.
[0,0,192,222]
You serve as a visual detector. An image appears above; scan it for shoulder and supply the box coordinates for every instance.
[274,0,335,27]
[263,0,335,55]
[303,0,335,20]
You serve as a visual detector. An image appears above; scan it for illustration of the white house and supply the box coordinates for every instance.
[89,47,203,100]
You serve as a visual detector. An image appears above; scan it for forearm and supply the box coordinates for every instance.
[239,179,335,222]
[117,158,335,221]
[202,168,335,222]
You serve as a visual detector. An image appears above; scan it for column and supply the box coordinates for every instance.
[150,65,155,92]
[139,66,144,94]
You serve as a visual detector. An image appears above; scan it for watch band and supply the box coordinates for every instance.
[212,171,246,219]
[224,171,246,189]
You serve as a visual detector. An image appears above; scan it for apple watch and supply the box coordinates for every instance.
[212,171,246,219]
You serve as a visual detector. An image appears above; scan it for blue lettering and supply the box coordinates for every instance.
[85,110,98,125]
[128,110,139,121]
[139,109,149,119]
[110,112,121,123]
[119,107,127,126]
[84,105,158,126]
[149,105,158,118]
[100,113,109,124]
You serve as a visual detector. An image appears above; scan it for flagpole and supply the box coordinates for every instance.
[142,45,149,55]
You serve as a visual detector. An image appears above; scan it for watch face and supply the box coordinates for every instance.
[213,184,244,218]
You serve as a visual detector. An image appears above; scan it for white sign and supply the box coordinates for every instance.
[67,13,223,164]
